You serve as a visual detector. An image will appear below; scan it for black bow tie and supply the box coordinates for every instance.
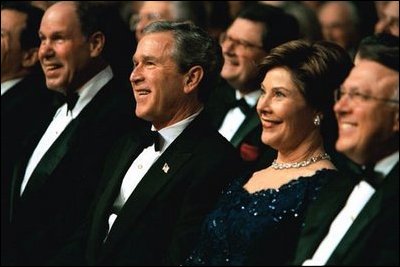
[66,92,79,113]
[54,91,79,112]
[230,98,251,115]
[143,130,161,152]
[360,164,381,189]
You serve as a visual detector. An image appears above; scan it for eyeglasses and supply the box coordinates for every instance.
[219,32,263,51]
[334,88,399,104]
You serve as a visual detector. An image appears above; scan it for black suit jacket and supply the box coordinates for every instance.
[1,74,59,265]
[205,79,276,173]
[1,73,58,195]
[6,77,142,265]
[79,112,243,266]
[291,162,399,265]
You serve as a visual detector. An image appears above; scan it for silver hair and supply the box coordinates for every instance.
[143,21,223,102]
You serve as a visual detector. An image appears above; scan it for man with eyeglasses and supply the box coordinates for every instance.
[205,3,299,173]
[292,33,399,265]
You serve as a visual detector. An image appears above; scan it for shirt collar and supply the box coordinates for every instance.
[374,151,399,178]
[1,77,24,96]
[68,65,113,118]
[152,108,203,152]
[235,89,261,107]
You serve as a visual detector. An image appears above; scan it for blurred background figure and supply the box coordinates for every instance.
[374,1,389,27]
[260,1,322,42]
[375,1,399,36]
[1,2,57,178]
[227,1,256,19]
[98,1,137,83]
[301,0,323,12]
[318,1,361,59]
[203,1,232,40]
[280,2,322,42]
[1,4,59,264]
[205,3,299,173]
[30,1,52,10]
[132,1,207,41]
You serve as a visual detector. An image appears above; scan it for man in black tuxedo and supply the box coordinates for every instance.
[5,2,140,265]
[292,33,399,265]
[56,21,243,266]
[205,3,299,173]
[1,4,57,175]
[1,3,59,263]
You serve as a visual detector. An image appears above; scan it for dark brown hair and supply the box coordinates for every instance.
[258,39,354,148]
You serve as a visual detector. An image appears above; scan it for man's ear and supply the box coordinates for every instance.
[89,31,105,57]
[183,66,204,94]
[21,47,38,68]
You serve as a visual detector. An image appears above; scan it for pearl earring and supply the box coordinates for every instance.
[313,115,321,126]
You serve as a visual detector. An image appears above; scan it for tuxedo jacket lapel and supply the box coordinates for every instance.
[19,120,80,199]
[327,164,399,264]
[9,119,79,215]
[327,192,383,263]
[205,80,236,128]
[103,149,192,254]
[292,174,356,263]
[87,134,143,258]
[294,164,399,265]
[230,109,260,147]
[13,80,115,201]
[90,113,212,261]
[2,83,25,114]
[8,121,54,220]
[99,125,201,256]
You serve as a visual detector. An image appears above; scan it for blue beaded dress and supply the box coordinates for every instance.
[184,169,338,266]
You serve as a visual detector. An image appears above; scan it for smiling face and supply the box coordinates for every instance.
[220,18,267,93]
[257,67,317,152]
[38,2,93,92]
[130,32,192,129]
[334,59,399,164]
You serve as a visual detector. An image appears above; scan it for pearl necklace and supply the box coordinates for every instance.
[271,153,331,170]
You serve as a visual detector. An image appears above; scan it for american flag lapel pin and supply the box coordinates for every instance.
[162,163,170,174]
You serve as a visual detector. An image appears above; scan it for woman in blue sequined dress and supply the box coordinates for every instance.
[184,40,353,266]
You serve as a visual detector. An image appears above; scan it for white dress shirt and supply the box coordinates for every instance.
[303,151,399,266]
[20,66,113,195]
[1,77,23,96]
[107,109,203,235]
[218,89,260,141]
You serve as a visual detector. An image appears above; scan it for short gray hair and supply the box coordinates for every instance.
[143,21,223,103]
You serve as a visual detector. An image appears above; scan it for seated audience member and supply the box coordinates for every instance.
[375,1,399,37]
[205,3,299,173]
[292,33,399,266]
[6,2,139,265]
[1,3,59,264]
[318,1,361,59]
[53,21,243,266]
[185,39,353,266]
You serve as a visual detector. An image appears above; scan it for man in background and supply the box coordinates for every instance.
[205,3,299,173]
